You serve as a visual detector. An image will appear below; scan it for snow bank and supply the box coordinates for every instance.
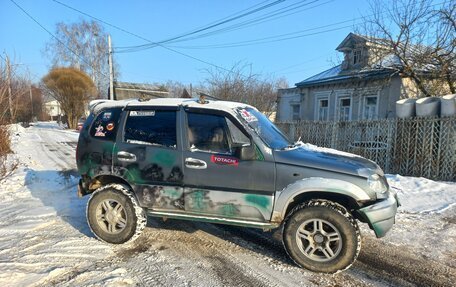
[386,174,456,214]
[7,123,26,134]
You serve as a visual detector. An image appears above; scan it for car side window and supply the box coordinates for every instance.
[90,108,122,141]
[124,110,177,148]
[187,112,250,154]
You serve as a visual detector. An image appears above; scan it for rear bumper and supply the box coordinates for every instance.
[357,193,399,238]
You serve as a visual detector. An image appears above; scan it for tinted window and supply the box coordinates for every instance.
[187,113,231,154]
[124,110,177,148]
[90,108,122,141]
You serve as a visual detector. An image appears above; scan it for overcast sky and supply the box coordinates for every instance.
[2,0,381,87]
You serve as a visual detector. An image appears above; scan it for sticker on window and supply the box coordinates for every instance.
[211,155,239,166]
[102,112,112,121]
[106,122,115,131]
[239,109,257,123]
[130,111,156,117]
[94,125,106,137]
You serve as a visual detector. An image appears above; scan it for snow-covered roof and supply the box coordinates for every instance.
[296,64,396,87]
[90,98,253,115]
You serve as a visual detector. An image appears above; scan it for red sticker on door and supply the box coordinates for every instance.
[211,155,239,166]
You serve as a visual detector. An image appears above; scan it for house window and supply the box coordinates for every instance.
[291,105,300,121]
[338,97,351,121]
[363,96,378,120]
[353,49,362,65]
[317,98,329,121]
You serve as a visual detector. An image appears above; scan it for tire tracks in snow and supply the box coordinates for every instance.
[354,237,456,287]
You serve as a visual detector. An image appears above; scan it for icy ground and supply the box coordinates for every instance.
[0,122,455,286]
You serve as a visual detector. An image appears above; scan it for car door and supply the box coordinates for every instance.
[182,108,275,222]
[113,106,185,211]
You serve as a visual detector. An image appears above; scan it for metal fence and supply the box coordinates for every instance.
[276,116,456,181]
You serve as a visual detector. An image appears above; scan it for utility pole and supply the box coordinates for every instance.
[108,35,114,100]
[6,54,13,122]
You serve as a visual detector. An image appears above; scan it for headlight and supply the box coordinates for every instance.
[368,174,387,194]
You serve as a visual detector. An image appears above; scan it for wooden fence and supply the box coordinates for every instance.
[276,116,456,181]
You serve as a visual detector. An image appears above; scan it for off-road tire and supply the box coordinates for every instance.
[87,184,147,244]
[283,199,361,273]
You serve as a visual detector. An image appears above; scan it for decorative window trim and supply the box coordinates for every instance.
[353,49,362,65]
[291,104,301,121]
[336,93,352,121]
[314,94,330,121]
[361,93,380,120]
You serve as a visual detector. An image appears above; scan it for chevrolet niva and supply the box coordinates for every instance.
[76,97,399,273]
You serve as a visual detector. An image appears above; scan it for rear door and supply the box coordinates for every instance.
[113,107,185,211]
[182,108,275,222]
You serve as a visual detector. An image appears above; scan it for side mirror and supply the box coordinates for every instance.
[235,145,255,161]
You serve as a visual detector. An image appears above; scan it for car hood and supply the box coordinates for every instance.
[273,146,382,178]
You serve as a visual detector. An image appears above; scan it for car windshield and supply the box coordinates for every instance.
[236,107,292,150]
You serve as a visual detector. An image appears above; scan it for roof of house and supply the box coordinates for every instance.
[114,81,164,91]
[295,64,397,87]
[296,33,404,87]
[113,81,169,100]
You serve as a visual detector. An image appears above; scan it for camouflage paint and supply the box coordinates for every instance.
[219,203,239,217]
[151,151,176,168]
[245,194,271,210]
[140,185,184,210]
[184,188,271,221]
[188,189,211,211]
[125,165,147,184]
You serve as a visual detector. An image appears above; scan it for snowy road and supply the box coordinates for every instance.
[0,122,455,286]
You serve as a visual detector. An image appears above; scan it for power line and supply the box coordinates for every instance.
[123,0,286,49]
[8,0,109,79]
[162,0,329,46]
[167,23,355,50]
[48,0,240,74]
[115,0,327,53]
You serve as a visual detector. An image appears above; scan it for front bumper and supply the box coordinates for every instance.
[357,193,399,238]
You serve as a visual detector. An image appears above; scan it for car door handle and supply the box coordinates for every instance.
[185,158,207,169]
[117,151,137,162]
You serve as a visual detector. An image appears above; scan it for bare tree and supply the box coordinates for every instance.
[362,0,455,96]
[205,62,289,117]
[0,56,32,124]
[44,20,119,97]
[42,67,96,129]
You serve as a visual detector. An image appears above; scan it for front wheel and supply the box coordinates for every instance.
[87,184,147,244]
[283,199,361,273]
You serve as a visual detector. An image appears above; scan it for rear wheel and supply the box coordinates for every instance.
[87,184,147,244]
[283,199,361,273]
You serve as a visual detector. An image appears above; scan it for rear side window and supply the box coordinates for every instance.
[90,108,122,141]
[124,110,177,148]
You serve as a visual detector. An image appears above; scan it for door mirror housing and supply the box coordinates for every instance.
[235,144,256,161]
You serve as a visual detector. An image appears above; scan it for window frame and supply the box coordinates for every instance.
[336,95,352,121]
[291,104,300,121]
[314,95,330,121]
[362,94,379,120]
[121,106,179,149]
[89,107,123,142]
[184,108,252,155]
[353,49,362,65]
